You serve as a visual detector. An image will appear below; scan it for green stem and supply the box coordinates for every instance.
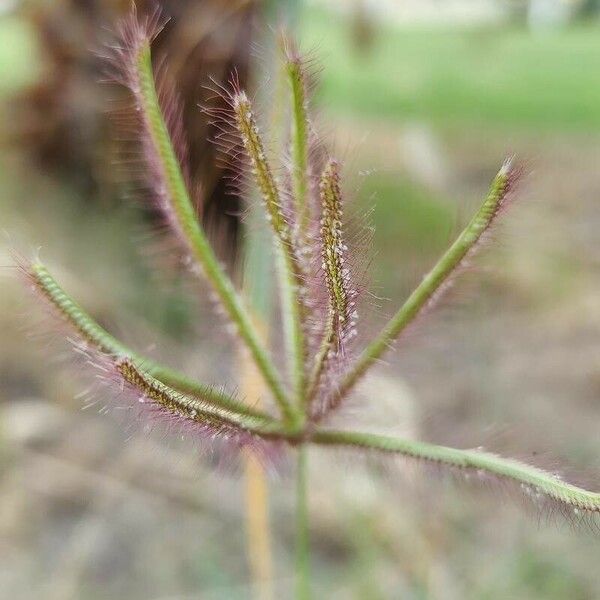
[277,246,307,416]
[312,430,600,512]
[306,310,335,403]
[295,445,311,600]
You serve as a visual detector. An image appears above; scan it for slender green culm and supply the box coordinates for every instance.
[28,262,270,420]
[233,92,307,416]
[334,161,515,405]
[286,57,311,237]
[134,44,294,422]
[312,430,600,513]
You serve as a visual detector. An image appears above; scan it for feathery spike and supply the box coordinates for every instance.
[308,159,357,408]
[115,358,268,434]
[319,159,352,326]
[232,92,290,243]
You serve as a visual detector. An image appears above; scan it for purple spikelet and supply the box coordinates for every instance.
[78,348,279,464]
[307,159,362,417]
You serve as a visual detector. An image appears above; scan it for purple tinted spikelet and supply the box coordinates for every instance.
[88,352,281,461]
[308,159,359,416]
[319,159,355,335]
[232,91,291,244]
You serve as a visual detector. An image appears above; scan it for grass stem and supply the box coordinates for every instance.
[295,445,311,600]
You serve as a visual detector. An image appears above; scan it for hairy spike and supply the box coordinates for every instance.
[232,90,307,414]
[106,10,293,422]
[25,261,270,421]
[308,159,357,404]
[319,159,352,324]
[115,358,275,436]
[233,91,290,244]
[84,351,288,460]
[312,430,600,514]
[107,7,191,200]
[331,160,520,408]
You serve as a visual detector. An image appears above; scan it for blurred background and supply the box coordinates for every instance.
[1,0,599,598]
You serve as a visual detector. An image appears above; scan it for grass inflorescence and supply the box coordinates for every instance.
[18,6,600,598]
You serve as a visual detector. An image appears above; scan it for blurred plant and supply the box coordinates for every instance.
[19,7,600,599]
[578,0,600,19]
